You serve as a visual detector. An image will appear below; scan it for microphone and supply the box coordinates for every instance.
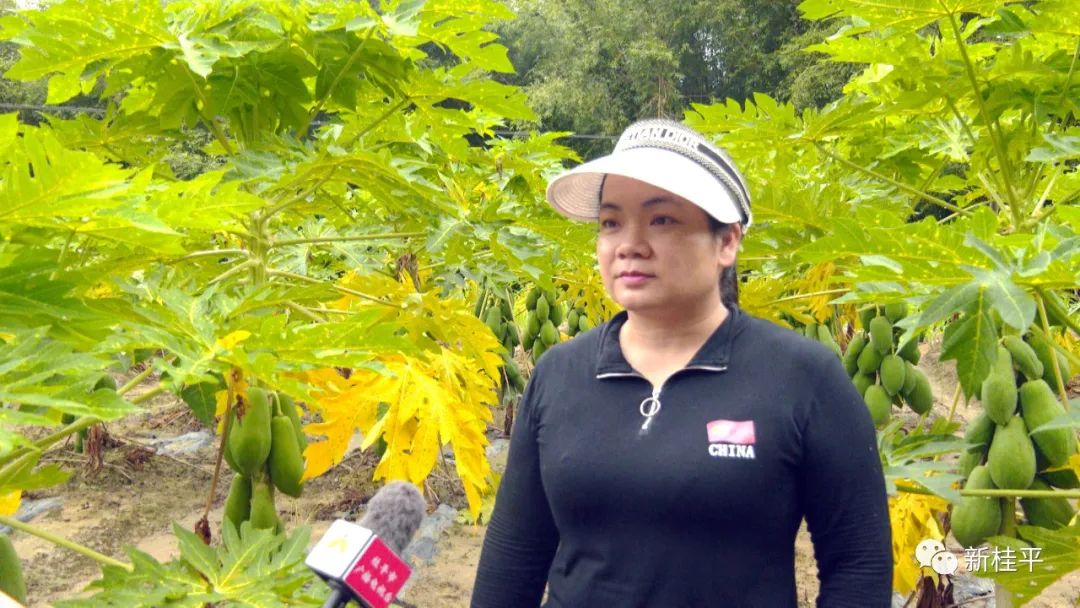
[306,481,427,608]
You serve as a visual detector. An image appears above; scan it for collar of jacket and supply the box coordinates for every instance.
[594,303,744,377]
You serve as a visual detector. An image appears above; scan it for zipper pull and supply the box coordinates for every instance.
[638,386,662,435]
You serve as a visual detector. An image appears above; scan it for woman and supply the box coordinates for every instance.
[470,119,892,607]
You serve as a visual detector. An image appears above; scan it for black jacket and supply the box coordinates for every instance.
[471,304,892,607]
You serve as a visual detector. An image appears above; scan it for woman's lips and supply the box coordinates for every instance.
[619,274,654,285]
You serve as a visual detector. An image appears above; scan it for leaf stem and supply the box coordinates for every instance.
[946,12,1021,225]
[118,364,159,396]
[270,232,426,248]
[946,383,962,424]
[287,301,326,323]
[305,25,378,129]
[0,515,133,571]
[1034,291,1070,407]
[130,385,166,405]
[814,144,969,216]
[896,485,1080,499]
[769,287,850,305]
[168,249,248,264]
[345,97,410,147]
[207,260,258,286]
[267,270,396,307]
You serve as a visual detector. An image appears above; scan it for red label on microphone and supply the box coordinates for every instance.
[343,537,411,608]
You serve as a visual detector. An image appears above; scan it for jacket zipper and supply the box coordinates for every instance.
[596,364,728,435]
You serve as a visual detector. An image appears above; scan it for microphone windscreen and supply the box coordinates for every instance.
[358,481,427,555]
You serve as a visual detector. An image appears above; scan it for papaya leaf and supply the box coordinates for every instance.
[940,296,999,399]
[981,524,1080,605]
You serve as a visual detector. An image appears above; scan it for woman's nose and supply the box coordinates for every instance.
[615,222,651,257]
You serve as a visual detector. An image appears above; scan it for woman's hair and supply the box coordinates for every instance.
[707,216,739,307]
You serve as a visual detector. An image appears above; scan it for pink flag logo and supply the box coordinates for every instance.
[706,419,756,445]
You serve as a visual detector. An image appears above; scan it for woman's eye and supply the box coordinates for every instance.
[599,219,616,229]
[652,216,675,225]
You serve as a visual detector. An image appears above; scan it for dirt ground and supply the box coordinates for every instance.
[8,337,1080,607]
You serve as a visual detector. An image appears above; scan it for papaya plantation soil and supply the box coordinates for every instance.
[9,338,1080,607]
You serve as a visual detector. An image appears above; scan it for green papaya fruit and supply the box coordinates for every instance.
[1041,467,1080,489]
[869,316,893,355]
[982,349,1018,425]
[1003,335,1044,381]
[0,533,27,604]
[249,473,278,530]
[550,301,564,327]
[1020,478,1075,529]
[1041,290,1074,330]
[500,299,513,319]
[227,388,273,477]
[987,416,1037,490]
[900,361,918,397]
[525,288,540,309]
[578,315,592,332]
[857,344,884,375]
[532,340,548,361]
[269,416,305,498]
[964,412,995,449]
[863,385,891,427]
[897,336,921,364]
[843,334,867,377]
[505,360,526,393]
[880,355,906,397]
[816,325,842,357]
[884,302,908,322]
[278,394,307,452]
[223,474,252,532]
[951,465,1002,548]
[567,309,580,334]
[535,295,550,321]
[485,307,503,336]
[1028,332,1073,388]
[852,373,875,397]
[992,344,1015,378]
[522,328,536,351]
[804,322,818,339]
[525,310,540,338]
[958,447,983,478]
[858,306,877,331]
[507,323,520,347]
[1020,379,1076,468]
[906,368,934,415]
[540,320,559,346]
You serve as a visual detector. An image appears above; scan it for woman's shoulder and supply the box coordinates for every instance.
[738,311,841,372]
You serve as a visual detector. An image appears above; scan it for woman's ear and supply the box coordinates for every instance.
[717,223,743,266]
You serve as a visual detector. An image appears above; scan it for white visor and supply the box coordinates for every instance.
[545,119,752,229]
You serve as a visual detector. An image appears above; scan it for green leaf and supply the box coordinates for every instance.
[939,298,998,399]
[965,266,1036,331]
[1026,132,1080,163]
[178,379,224,428]
[982,524,1080,605]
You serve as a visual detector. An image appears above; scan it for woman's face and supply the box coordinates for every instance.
[596,175,741,315]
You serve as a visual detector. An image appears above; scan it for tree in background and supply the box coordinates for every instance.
[497,0,858,158]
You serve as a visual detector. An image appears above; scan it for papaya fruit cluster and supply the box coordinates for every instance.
[952,334,1078,547]
[564,297,594,339]
[222,388,307,533]
[483,299,526,394]
[842,303,931,426]
[522,287,567,361]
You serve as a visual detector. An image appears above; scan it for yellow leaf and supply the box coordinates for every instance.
[0,489,21,517]
[215,330,251,351]
[888,489,948,595]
